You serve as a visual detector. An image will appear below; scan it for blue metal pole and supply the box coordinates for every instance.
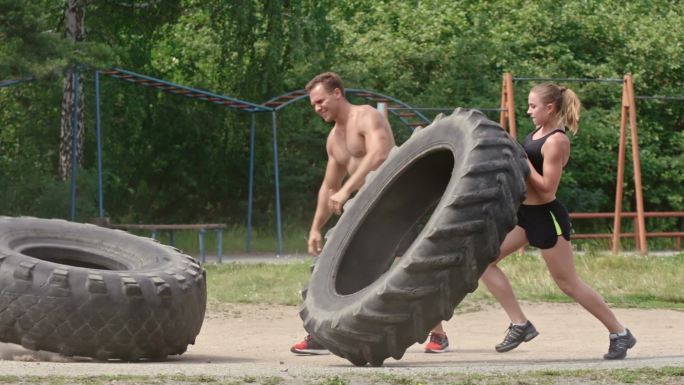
[216,229,223,263]
[95,71,104,219]
[69,68,80,221]
[271,111,283,256]
[246,114,256,252]
[199,229,206,264]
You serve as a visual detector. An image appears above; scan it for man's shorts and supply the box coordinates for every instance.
[517,200,572,249]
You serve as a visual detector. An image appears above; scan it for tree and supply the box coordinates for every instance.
[58,0,86,180]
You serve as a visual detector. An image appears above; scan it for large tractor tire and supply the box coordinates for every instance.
[0,217,206,361]
[300,108,529,366]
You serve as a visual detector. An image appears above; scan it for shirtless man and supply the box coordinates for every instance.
[290,72,396,355]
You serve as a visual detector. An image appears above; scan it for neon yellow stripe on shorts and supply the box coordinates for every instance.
[549,211,562,236]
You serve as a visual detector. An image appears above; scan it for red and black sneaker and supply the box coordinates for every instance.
[424,332,449,353]
[290,334,329,355]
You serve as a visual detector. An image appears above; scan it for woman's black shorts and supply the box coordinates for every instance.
[517,200,572,249]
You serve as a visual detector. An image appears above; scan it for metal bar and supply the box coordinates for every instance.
[612,77,629,254]
[626,75,648,255]
[573,232,684,240]
[0,77,35,88]
[246,114,256,252]
[346,88,431,124]
[110,223,226,230]
[264,90,312,111]
[570,211,684,219]
[636,95,684,101]
[199,228,206,263]
[272,111,284,256]
[107,68,271,112]
[388,107,505,112]
[69,69,80,221]
[500,73,507,130]
[513,77,623,84]
[95,71,104,218]
[216,229,223,263]
[264,89,432,126]
[503,73,517,139]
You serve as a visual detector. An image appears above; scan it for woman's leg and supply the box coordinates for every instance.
[540,238,624,333]
[481,226,529,323]
[426,226,528,351]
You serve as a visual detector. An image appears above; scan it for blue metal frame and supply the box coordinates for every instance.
[105,68,271,112]
[69,69,80,221]
[98,68,283,255]
[95,72,433,257]
[6,70,435,258]
[263,88,432,131]
[246,114,256,252]
[95,71,104,218]
[0,77,35,88]
[271,111,283,256]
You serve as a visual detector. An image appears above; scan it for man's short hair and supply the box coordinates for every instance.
[305,72,345,97]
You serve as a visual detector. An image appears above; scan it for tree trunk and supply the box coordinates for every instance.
[59,0,86,181]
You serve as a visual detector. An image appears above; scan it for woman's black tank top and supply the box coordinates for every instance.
[522,127,567,175]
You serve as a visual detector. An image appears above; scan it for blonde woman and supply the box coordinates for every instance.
[481,83,636,359]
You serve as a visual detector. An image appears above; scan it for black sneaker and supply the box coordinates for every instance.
[495,321,539,353]
[604,329,636,360]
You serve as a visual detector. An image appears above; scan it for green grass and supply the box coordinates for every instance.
[1,367,683,384]
[204,253,684,310]
[486,252,684,309]
[204,262,312,306]
[127,224,310,255]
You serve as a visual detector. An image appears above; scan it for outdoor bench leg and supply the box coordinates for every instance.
[216,229,223,263]
[199,229,206,264]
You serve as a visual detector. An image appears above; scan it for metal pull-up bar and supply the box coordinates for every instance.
[0,77,35,88]
[513,76,624,84]
[97,68,284,255]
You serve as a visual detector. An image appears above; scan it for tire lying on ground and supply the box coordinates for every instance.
[300,108,529,366]
[0,217,206,361]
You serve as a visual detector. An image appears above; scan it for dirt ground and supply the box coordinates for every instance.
[0,301,683,378]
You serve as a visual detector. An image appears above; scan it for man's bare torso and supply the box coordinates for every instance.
[328,104,378,175]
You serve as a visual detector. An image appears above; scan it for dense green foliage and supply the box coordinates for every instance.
[1,1,683,238]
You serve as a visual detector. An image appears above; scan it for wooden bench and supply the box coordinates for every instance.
[107,223,227,263]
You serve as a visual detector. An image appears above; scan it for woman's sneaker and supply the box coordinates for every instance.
[290,334,329,355]
[495,321,539,352]
[424,332,449,353]
[604,329,636,359]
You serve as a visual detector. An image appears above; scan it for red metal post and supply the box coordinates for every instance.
[500,73,517,139]
[612,79,629,254]
[625,75,648,255]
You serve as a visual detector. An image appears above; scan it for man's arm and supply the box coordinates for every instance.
[309,139,347,255]
[328,108,395,214]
